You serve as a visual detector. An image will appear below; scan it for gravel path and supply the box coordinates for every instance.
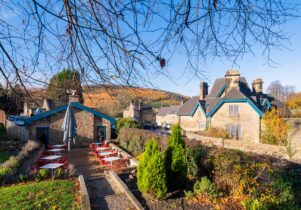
[86,177,135,210]
[68,148,135,210]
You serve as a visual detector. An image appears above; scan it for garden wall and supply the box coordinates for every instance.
[118,128,301,162]
[6,120,29,142]
[186,132,301,162]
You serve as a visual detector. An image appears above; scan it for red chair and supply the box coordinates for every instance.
[108,153,118,157]
[99,159,109,166]
[36,159,50,166]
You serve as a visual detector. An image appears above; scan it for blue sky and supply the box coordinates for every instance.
[152,16,301,97]
[1,1,301,97]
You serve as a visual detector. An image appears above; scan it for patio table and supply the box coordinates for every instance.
[39,163,64,178]
[40,155,62,163]
[102,156,121,165]
[47,148,64,154]
[97,151,113,156]
[52,144,66,148]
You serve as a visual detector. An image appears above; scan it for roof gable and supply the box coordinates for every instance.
[223,87,247,99]
[190,101,206,117]
[11,102,115,125]
[207,99,263,117]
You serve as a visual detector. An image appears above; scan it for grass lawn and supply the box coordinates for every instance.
[0,179,80,210]
[0,152,9,164]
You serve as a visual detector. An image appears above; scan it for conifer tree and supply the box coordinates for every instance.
[137,138,167,199]
[165,124,187,190]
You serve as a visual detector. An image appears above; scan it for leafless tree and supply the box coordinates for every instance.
[0,0,299,97]
[267,80,295,101]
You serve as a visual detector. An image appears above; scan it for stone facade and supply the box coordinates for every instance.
[210,102,260,142]
[168,70,286,143]
[180,108,206,132]
[27,107,111,147]
[156,114,179,126]
[123,101,154,124]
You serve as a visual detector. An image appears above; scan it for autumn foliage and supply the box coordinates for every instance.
[261,109,290,145]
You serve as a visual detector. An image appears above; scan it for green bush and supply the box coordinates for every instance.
[55,168,67,179]
[165,124,187,190]
[36,169,50,181]
[241,176,297,210]
[117,128,167,156]
[18,174,28,183]
[0,123,5,140]
[193,177,218,199]
[184,190,195,200]
[0,152,9,164]
[0,157,19,181]
[116,118,139,132]
[242,199,267,210]
[137,138,167,199]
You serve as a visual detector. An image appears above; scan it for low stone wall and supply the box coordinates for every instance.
[186,132,301,162]
[109,143,138,167]
[107,170,144,210]
[78,175,91,210]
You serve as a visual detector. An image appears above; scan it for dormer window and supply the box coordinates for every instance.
[229,104,239,117]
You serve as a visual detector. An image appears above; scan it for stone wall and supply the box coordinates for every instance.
[186,132,301,162]
[141,110,155,124]
[210,102,260,143]
[156,114,179,126]
[180,108,206,132]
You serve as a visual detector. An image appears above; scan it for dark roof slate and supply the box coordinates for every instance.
[205,98,222,113]
[157,105,181,116]
[223,87,247,99]
[178,96,200,116]
[207,78,226,98]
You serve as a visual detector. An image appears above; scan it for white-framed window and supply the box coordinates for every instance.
[226,124,242,138]
[229,104,239,117]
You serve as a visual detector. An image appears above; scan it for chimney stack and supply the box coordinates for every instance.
[225,70,240,93]
[252,78,263,95]
[68,89,80,103]
[199,81,209,100]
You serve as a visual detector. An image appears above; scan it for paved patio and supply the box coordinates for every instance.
[68,148,134,210]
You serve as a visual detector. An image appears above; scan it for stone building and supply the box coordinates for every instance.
[161,70,286,142]
[156,105,181,126]
[123,100,155,124]
[9,101,115,147]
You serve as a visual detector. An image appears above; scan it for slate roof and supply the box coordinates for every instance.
[9,102,116,125]
[205,98,222,114]
[178,96,200,116]
[176,74,287,117]
[157,105,181,116]
[207,78,226,98]
[223,87,247,99]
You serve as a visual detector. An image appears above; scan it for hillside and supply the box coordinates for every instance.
[82,85,189,117]
[25,85,189,118]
